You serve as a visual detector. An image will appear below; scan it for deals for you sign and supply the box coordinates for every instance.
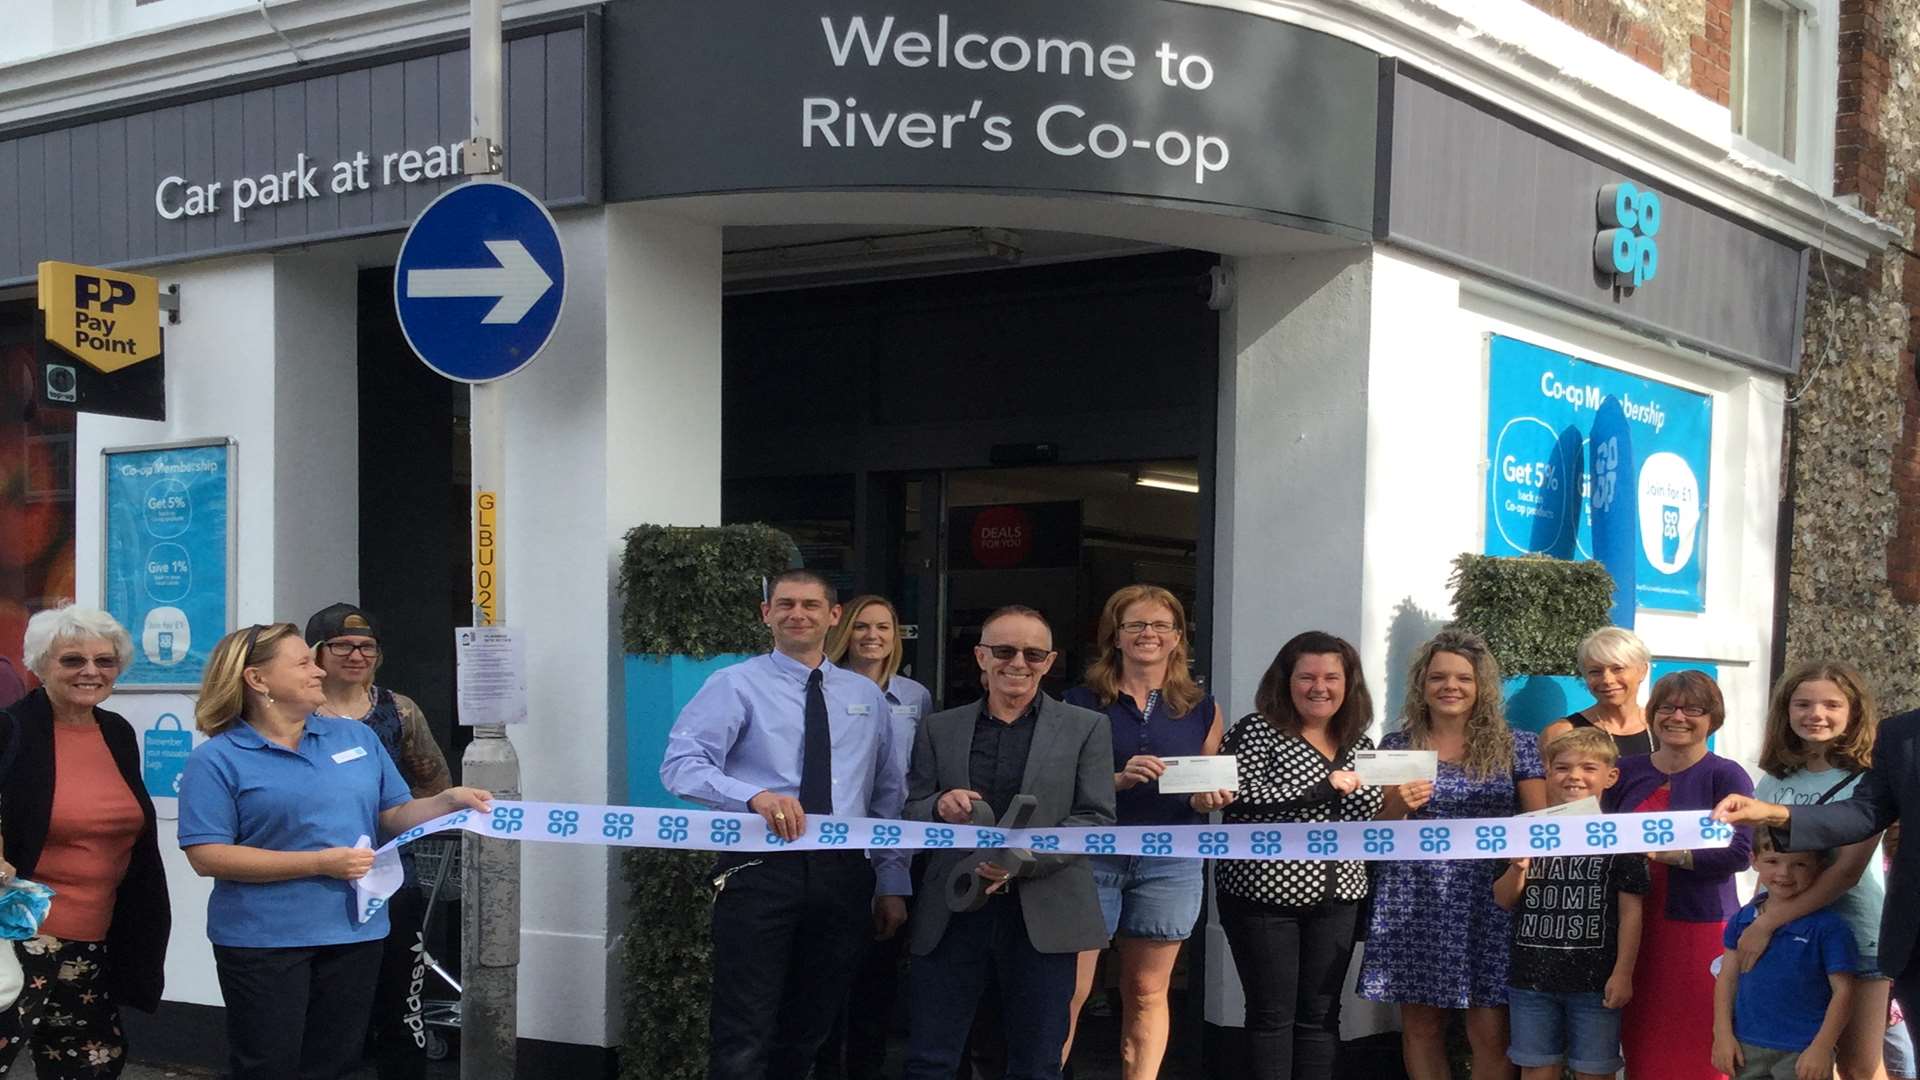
[610,0,1378,232]
[103,439,236,688]
[1483,336,1711,612]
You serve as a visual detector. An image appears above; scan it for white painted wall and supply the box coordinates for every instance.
[73,251,361,1007]
[505,204,723,1048]
[1205,247,1373,1031]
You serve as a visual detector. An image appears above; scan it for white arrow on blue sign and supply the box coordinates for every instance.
[393,180,566,383]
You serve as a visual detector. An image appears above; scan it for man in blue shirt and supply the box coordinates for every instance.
[661,569,907,1080]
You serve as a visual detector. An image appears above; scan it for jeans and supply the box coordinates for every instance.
[212,939,384,1080]
[1218,894,1359,1080]
[1505,987,1623,1074]
[1090,855,1205,941]
[904,894,1077,1080]
[706,850,875,1080]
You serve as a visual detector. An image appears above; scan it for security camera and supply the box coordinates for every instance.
[44,364,77,403]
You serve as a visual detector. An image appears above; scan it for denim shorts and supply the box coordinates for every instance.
[1506,987,1623,1075]
[1861,953,1891,981]
[1089,855,1203,941]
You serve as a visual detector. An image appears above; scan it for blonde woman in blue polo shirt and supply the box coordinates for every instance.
[177,623,492,1080]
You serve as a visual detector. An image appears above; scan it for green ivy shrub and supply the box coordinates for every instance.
[619,523,801,658]
[1448,553,1614,676]
[618,523,798,1080]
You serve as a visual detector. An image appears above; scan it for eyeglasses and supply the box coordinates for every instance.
[55,654,120,671]
[1653,704,1711,719]
[1118,621,1177,635]
[981,644,1054,665]
[324,641,381,659]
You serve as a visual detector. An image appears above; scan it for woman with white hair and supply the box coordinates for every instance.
[1539,626,1656,758]
[0,605,170,1077]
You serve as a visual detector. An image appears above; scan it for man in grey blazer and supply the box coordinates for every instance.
[901,605,1116,1080]
[1716,708,1920,1048]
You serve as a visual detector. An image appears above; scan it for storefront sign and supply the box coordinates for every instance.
[1381,68,1806,374]
[1594,182,1661,289]
[36,262,162,372]
[1483,335,1711,612]
[606,0,1378,233]
[0,22,596,287]
[102,439,235,688]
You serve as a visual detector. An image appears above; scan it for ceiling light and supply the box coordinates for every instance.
[1134,468,1200,494]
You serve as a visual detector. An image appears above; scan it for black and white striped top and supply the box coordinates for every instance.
[1216,714,1384,906]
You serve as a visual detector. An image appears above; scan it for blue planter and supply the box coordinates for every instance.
[624,652,756,808]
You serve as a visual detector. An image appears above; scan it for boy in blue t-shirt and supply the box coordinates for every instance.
[1712,830,1858,1080]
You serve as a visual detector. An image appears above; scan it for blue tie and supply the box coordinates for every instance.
[800,668,832,813]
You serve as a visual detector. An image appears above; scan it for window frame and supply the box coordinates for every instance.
[1730,0,1837,194]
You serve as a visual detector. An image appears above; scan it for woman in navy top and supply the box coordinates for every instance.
[1062,585,1228,1079]
[179,623,492,1080]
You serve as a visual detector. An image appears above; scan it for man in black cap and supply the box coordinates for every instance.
[306,602,451,1080]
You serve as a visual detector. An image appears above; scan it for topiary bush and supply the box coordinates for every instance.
[618,523,798,1080]
[1448,553,1614,676]
[619,523,800,658]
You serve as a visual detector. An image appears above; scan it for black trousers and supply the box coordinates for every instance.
[707,850,874,1080]
[370,886,430,1080]
[903,895,1077,1080]
[1218,894,1359,1080]
[813,927,904,1080]
[1897,955,1920,1053]
[213,939,384,1080]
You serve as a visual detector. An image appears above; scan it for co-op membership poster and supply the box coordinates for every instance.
[103,439,235,688]
[1484,335,1712,612]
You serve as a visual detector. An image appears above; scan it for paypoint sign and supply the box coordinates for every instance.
[37,262,163,373]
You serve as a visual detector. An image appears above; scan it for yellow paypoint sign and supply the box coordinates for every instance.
[36,261,163,373]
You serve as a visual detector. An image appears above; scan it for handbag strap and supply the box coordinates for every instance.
[1814,769,1865,805]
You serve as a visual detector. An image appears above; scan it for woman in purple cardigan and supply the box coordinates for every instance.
[1602,670,1753,1079]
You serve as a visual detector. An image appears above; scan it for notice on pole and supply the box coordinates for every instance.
[455,626,528,726]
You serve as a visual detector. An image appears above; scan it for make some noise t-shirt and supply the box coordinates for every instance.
[1508,853,1652,992]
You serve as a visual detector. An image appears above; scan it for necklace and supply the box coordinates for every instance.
[321,687,375,720]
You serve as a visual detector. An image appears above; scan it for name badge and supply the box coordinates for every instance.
[331,746,369,764]
[890,705,920,719]
[846,704,873,716]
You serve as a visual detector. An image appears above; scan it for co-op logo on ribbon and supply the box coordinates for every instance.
[1594,182,1661,290]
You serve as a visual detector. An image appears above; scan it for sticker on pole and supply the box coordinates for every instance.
[393,181,566,383]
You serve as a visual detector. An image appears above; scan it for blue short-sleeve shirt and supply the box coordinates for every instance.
[178,715,412,948]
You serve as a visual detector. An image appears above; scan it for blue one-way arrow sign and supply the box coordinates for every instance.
[394,181,566,383]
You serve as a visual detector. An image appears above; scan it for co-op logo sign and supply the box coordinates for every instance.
[1594,182,1661,290]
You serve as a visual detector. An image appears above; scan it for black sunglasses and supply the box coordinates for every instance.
[981,644,1054,665]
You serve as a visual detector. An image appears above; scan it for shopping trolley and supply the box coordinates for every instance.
[409,834,464,1061]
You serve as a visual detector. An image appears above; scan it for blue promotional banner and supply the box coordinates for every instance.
[1587,395,1638,628]
[103,440,234,688]
[1484,336,1712,612]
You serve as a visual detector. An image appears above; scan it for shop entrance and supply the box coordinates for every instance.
[721,247,1218,708]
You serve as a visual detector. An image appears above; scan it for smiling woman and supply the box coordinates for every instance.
[0,605,170,1077]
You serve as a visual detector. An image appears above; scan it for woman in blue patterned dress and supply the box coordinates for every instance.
[1359,629,1547,1080]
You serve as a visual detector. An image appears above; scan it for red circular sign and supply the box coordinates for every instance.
[970,506,1033,569]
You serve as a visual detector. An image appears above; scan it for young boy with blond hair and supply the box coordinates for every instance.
[1495,727,1648,1080]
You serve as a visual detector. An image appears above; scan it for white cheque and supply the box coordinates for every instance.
[1155,755,1239,794]
[1352,749,1438,786]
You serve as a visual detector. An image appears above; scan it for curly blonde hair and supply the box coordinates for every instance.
[1402,629,1513,781]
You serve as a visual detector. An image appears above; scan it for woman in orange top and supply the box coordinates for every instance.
[0,605,170,1078]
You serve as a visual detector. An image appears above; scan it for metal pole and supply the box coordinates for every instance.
[461,1,520,1077]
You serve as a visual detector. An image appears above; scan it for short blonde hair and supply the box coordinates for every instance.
[23,606,134,678]
[1543,726,1619,768]
[1576,627,1651,674]
[194,623,304,734]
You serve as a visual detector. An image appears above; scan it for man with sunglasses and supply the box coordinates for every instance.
[901,605,1117,1080]
[661,569,907,1080]
[305,603,451,1080]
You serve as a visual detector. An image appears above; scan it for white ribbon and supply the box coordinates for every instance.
[352,801,1738,923]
